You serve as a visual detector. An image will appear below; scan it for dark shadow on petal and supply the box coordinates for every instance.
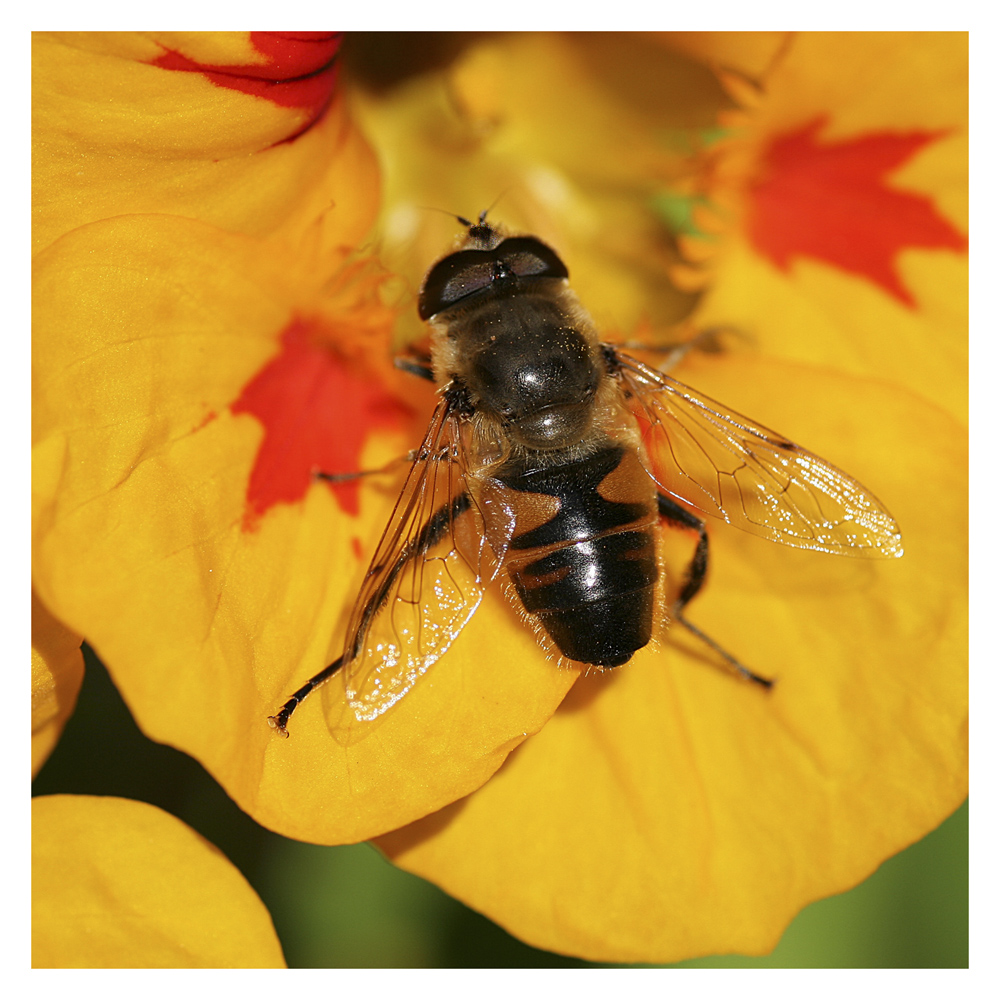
[342,32,494,94]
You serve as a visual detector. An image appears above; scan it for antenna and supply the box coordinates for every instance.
[419,188,512,233]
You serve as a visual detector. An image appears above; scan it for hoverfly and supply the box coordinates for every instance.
[268,213,903,734]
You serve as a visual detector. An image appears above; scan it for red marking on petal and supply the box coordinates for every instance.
[747,118,967,307]
[351,536,364,562]
[149,32,342,125]
[248,33,343,78]
[232,319,413,527]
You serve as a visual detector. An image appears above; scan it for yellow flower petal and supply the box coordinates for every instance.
[33,31,374,259]
[31,590,84,776]
[32,213,576,843]
[657,31,792,80]
[736,31,967,136]
[32,795,285,967]
[690,32,967,424]
[33,31,966,965]
[379,354,967,963]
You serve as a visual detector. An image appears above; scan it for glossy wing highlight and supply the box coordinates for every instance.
[341,394,514,721]
[613,350,903,558]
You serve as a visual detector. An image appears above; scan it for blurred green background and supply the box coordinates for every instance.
[32,645,968,968]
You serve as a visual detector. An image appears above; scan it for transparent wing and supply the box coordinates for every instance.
[613,349,903,557]
[341,393,515,721]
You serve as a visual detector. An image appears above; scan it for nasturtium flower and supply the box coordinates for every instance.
[32,30,966,966]
[32,796,285,967]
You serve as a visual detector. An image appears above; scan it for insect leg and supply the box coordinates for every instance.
[312,355,436,485]
[657,493,773,689]
[314,455,413,485]
[314,437,458,486]
[267,490,473,736]
[267,655,346,736]
[394,353,435,381]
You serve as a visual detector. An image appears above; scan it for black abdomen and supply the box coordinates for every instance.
[498,445,658,667]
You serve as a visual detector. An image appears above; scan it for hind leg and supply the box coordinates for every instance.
[657,494,773,689]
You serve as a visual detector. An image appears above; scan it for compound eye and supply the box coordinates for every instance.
[419,254,498,320]
[418,237,569,320]
[494,238,569,282]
